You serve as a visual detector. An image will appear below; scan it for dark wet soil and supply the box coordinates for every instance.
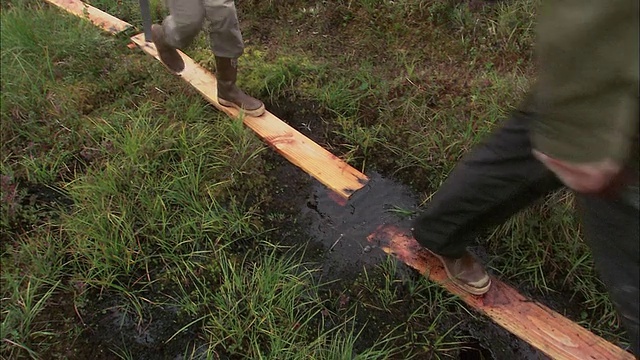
[267,98,330,146]
[0,179,73,247]
[0,181,203,359]
[263,96,635,358]
[301,172,418,282]
[258,114,546,359]
[35,290,204,360]
[2,2,622,357]
[11,153,547,359]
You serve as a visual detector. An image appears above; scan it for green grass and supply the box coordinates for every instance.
[1,0,630,358]
[199,246,405,359]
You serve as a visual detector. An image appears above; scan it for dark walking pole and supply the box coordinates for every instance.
[138,0,153,42]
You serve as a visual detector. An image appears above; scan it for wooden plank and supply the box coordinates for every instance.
[44,0,131,34]
[367,225,634,360]
[130,33,369,199]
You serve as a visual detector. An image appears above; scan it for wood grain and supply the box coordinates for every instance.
[367,224,634,360]
[130,33,369,199]
[44,0,131,34]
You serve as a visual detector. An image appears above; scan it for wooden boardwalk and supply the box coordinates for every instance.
[42,1,636,358]
[44,0,131,34]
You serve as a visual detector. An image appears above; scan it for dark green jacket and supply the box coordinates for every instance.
[530,0,639,175]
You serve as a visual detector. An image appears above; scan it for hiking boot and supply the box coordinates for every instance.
[215,56,265,117]
[151,24,185,73]
[431,250,491,295]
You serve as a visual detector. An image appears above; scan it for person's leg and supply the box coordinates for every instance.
[577,186,639,356]
[204,0,244,58]
[412,109,563,293]
[162,0,205,49]
[204,0,265,117]
[151,0,205,72]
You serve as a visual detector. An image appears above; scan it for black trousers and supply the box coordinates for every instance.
[412,109,639,355]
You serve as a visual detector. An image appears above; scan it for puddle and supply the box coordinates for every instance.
[298,170,547,359]
[301,171,419,281]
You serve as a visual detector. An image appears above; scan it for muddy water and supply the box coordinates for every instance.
[301,172,419,281]
[299,171,547,360]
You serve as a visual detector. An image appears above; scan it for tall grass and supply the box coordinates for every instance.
[1,0,627,358]
[1,1,455,358]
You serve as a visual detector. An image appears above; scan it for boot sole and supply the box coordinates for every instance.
[219,98,265,117]
[430,251,491,296]
[157,54,185,74]
[151,25,185,73]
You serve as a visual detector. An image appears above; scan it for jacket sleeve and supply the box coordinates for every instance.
[531,0,639,166]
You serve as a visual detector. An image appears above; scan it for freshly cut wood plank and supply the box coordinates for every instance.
[367,225,634,360]
[44,0,131,34]
[130,33,368,199]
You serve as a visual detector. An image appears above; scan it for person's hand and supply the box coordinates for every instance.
[533,150,627,195]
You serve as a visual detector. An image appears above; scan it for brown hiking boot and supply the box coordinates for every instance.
[431,250,491,295]
[215,56,265,117]
[151,24,185,73]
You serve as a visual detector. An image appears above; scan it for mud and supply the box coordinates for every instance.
[301,172,418,282]
[0,179,73,245]
[297,173,546,359]
[460,317,548,360]
[266,98,330,146]
[17,157,547,359]
[1,2,614,354]
[40,289,204,360]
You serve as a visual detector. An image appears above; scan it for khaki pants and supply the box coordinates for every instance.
[161,0,243,58]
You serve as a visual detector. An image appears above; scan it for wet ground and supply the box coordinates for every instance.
[1,101,593,360]
[0,92,567,360]
[5,154,548,359]
[3,0,624,357]
[301,172,418,282]
[59,97,546,360]
[256,98,549,359]
[38,291,204,360]
[296,173,547,360]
